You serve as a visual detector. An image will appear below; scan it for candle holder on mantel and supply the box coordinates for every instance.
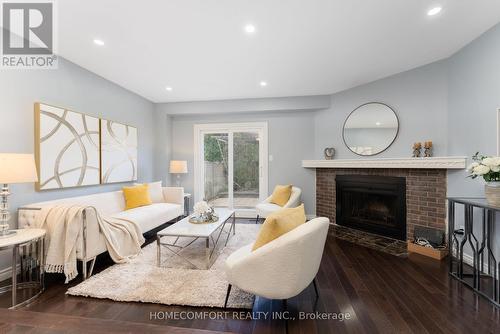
[412,142,422,158]
[424,141,433,157]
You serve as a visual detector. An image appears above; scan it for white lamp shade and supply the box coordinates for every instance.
[0,153,38,184]
[169,160,188,174]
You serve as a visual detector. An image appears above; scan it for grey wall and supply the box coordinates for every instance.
[152,109,173,186]
[314,60,449,159]
[447,23,500,197]
[154,109,317,215]
[447,23,500,259]
[0,57,155,275]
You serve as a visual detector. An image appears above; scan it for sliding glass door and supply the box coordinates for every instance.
[194,123,268,216]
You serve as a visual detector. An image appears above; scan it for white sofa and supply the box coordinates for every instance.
[255,186,302,222]
[224,217,329,306]
[18,187,184,279]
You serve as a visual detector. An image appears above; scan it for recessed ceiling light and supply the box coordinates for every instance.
[165,86,173,91]
[244,24,256,34]
[375,122,381,126]
[259,81,267,87]
[93,39,105,46]
[427,7,442,16]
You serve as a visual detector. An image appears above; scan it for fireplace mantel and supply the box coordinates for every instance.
[302,156,467,169]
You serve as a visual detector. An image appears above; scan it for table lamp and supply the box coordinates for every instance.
[169,160,188,187]
[0,154,38,237]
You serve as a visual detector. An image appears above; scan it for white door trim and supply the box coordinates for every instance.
[193,122,269,215]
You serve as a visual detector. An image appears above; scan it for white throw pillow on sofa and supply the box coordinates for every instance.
[135,181,164,203]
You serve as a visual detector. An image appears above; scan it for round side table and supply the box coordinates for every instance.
[0,229,45,309]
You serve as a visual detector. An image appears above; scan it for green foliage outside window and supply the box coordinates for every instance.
[204,135,227,163]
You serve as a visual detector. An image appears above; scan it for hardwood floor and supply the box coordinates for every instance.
[0,309,222,333]
[2,221,500,333]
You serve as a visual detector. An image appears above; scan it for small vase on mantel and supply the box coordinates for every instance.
[467,152,500,207]
[485,182,500,206]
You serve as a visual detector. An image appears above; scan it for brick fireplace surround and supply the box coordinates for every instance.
[316,168,447,241]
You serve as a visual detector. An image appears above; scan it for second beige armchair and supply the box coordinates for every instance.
[255,186,302,223]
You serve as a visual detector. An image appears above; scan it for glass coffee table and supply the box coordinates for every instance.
[156,208,236,269]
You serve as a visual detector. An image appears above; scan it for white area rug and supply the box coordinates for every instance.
[67,224,259,309]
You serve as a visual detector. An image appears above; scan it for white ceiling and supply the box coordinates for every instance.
[56,0,500,103]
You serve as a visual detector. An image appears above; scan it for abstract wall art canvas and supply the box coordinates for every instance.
[100,120,138,184]
[35,103,101,190]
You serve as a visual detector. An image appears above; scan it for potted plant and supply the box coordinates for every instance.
[467,152,500,206]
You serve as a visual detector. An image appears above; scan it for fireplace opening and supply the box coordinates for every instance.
[336,175,406,240]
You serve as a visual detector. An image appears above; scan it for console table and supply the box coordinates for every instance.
[448,197,499,307]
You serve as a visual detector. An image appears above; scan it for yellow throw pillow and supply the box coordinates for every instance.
[252,204,306,251]
[123,184,152,210]
[269,184,293,206]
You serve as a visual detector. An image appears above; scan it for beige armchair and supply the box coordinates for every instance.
[224,217,330,307]
[255,186,302,223]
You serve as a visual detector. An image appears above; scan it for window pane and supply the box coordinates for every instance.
[233,132,260,209]
[204,133,229,207]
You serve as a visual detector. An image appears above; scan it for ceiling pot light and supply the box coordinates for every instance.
[375,122,381,126]
[244,24,256,34]
[259,81,267,87]
[427,7,442,16]
[93,39,105,46]
[165,86,173,91]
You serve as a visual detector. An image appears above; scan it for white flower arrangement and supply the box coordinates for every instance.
[191,200,218,223]
[467,152,500,182]
[193,201,211,216]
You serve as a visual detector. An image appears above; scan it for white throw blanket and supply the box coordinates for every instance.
[34,205,145,283]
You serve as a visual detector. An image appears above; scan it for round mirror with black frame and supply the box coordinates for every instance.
[342,102,399,156]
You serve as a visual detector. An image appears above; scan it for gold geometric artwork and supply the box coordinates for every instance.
[100,119,138,184]
[34,102,138,190]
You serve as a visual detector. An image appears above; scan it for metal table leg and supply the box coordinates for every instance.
[459,204,478,287]
[486,210,497,301]
[206,238,210,269]
[40,237,45,291]
[157,235,161,267]
[467,205,478,287]
[448,200,455,273]
[458,206,467,278]
[12,245,17,307]
[498,261,500,302]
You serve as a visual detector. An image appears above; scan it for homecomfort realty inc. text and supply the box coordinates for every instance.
[149,311,352,321]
